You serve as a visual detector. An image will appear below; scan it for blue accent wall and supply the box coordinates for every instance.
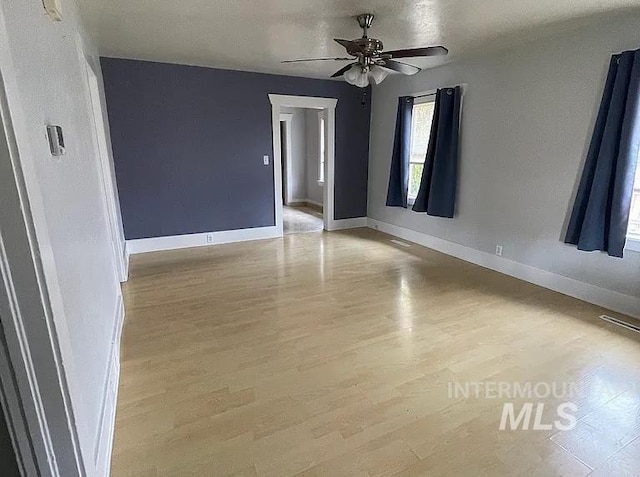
[100,58,371,240]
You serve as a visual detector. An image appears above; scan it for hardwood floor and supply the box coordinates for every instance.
[113,228,640,476]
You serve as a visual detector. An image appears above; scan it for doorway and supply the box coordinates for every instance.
[269,95,338,235]
[278,109,325,235]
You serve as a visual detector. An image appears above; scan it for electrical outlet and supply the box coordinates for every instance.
[495,245,503,256]
[206,234,214,244]
[263,155,269,165]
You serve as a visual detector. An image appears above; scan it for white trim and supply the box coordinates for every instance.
[123,242,130,281]
[330,217,368,230]
[287,198,323,209]
[286,198,308,205]
[83,55,127,283]
[625,237,640,253]
[0,21,84,474]
[127,226,279,254]
[268,94,338,232]
[368,218,640,319]
[94,295,123,477]
[414,94,436,105]
[305,198,323,208]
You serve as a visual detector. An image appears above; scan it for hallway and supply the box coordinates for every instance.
[283,205,323,235]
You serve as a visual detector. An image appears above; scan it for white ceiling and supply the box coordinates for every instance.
[79,0,640,79]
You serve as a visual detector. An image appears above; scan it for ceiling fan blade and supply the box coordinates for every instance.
[282,57,352,63]
[331,62,358,78]
[383,46,448,59]
[379,60,421,75]
[334,38,364,53]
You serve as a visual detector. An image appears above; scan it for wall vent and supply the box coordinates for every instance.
[390,239,411,248]
[599,315,640,333]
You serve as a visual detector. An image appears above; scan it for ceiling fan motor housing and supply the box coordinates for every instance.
[347,37,384,58]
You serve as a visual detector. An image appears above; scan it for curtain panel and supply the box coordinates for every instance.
[412,86,462,218]
[565,49,640,258]
[386,96,414,208]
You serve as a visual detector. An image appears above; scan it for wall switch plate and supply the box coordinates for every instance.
[263,155,269,165]
[495,245,503,256]
[46,125,65,156]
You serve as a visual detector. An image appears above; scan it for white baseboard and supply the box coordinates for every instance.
[329,217,368,231]
[305,199,323,208]
[121,242,129,282]
[368,218,640,319]
[287,198,323,209]
[287,198,307,205]
[127,226,279,254]
[94,294,124,477]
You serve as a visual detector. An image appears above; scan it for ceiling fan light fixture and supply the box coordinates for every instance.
[369,66,389,85]
[354,71,370,88]
[344,64,364,85]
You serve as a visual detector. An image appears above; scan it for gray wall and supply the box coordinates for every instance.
[101,58,371,239]
[368,13,640,299]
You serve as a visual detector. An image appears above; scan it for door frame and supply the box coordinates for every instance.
[0,55,83,476]
[83,56,128,282]
[278,113,293,205]
[269,94,338,232]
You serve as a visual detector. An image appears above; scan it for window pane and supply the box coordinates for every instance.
[627,151,640,239]
[410,101,435,160]
[408,100,435,199]
[408,163,424,200]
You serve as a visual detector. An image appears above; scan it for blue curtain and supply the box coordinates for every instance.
[565,49,640,258]
[386,96,414,208]
[412,86,462,217]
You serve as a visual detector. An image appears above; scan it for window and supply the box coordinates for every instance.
[318,113,325,184]
[408,97,436,201]
[628,153,640,240]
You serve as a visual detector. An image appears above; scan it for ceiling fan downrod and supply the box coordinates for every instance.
[357,13,375,38]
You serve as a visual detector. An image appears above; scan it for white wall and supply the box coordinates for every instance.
[281,106,325,207]
[0,0,123,473]
[281,107,307,202]
[305,109,324,205]
[368,13,640,302]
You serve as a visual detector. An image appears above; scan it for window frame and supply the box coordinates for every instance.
[626,155,640,252]
[407,94,436,205]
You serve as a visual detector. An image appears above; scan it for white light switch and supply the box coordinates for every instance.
[263,155,269,165]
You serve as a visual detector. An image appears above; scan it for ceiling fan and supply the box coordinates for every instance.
[282,14,448,87]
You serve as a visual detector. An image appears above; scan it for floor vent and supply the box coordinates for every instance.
[390,239,411,248]
[599,315,640,333]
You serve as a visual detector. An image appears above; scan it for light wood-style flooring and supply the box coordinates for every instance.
[113,228,640,476]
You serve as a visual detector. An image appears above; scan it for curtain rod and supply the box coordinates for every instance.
[412,83,468,99]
